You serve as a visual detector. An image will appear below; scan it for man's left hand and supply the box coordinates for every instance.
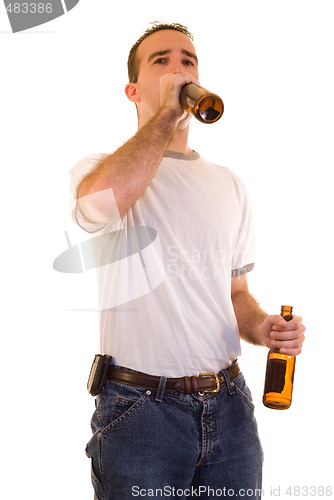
[261,314,306,355]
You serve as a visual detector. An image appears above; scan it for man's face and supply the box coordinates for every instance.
[132,29,200,125]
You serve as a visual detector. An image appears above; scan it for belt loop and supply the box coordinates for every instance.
[155,376,167,402]
[222,368,235,396]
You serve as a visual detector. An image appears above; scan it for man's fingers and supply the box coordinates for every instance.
[271,334,305,349]
[270,327,305,341]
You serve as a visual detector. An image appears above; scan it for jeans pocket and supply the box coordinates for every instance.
[233,375,255,410]
[101,391,150,435]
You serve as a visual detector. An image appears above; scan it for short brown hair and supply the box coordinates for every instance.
[127,22,194,83]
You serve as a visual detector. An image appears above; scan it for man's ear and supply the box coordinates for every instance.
[125,83,140,103]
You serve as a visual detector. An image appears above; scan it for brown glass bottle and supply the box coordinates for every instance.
[179,84,224,124]
[263,305,296,409]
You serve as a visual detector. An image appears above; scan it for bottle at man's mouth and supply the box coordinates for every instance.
[180,83,224,124]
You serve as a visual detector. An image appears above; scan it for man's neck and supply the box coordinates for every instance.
[138,110,192,155]
[166,129,192,154]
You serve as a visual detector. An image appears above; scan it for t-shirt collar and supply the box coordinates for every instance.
[163,150,200,161]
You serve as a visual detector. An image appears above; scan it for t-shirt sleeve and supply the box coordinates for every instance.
[69,154,122,234]
[231,183,256,277]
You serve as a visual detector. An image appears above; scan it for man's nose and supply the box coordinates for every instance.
[170,60,184,74]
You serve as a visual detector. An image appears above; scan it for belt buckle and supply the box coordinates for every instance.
[199,372,220,393]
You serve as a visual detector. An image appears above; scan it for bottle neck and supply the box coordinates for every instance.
[281,305,293,321]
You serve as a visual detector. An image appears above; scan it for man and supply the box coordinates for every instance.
[70,23,305,499]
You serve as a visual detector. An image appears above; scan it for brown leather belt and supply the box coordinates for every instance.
[107,360,241,394]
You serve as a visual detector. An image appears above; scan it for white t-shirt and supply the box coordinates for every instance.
[69,150,255,377]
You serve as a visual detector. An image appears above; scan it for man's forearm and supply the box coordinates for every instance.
[77,108,180,218]
[232,290,268,346]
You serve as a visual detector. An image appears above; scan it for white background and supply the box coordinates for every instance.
[1,0,333,498]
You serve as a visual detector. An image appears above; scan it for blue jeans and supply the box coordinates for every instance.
[85,367,263,499]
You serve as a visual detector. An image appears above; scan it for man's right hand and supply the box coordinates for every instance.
[159,72,199,123]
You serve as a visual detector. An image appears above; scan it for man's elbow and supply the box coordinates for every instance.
[76,184,123,224]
